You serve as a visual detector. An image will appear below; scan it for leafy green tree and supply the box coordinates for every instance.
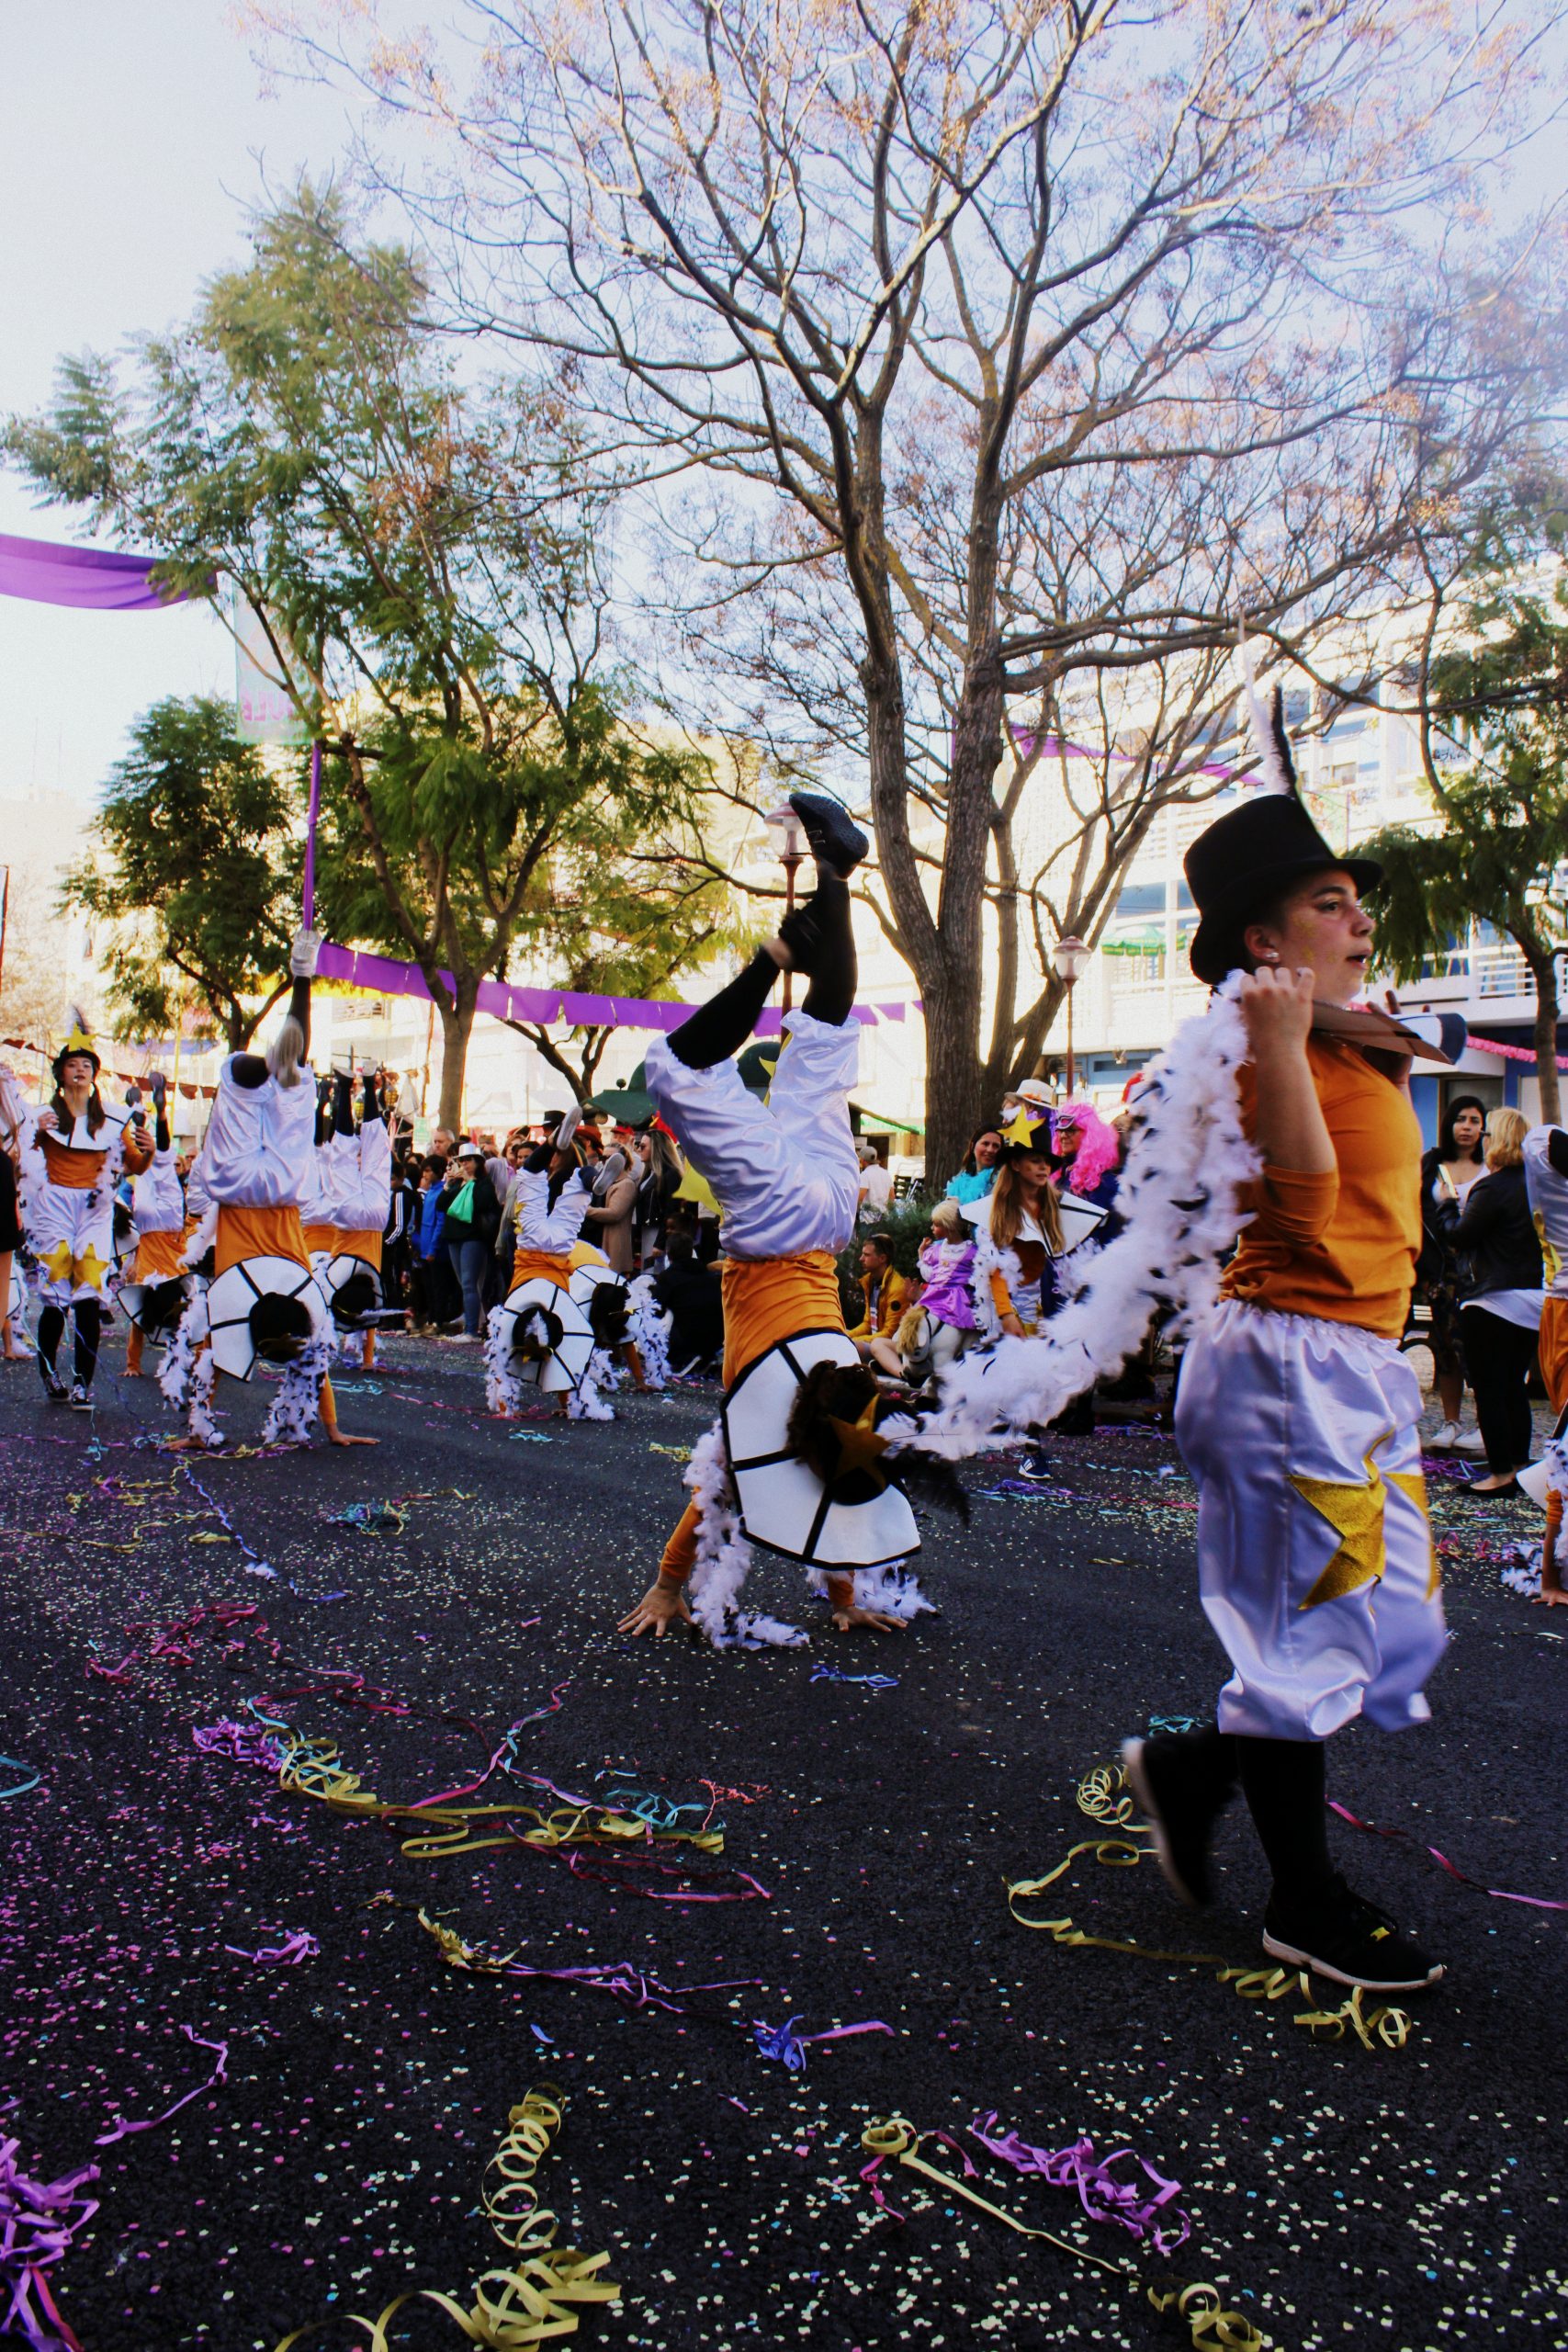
[6,187,671,1127]
[1363,493,1568,1123]
[62,696,299,1052]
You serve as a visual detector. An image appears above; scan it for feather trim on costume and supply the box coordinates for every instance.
[568,1351,617,1421]
[483,1305,525,1417]
[180,1203,219,1270]
[682,1420,806,1648]
[969,1229,1018,1341]
[900,976,1258,1460]
[1239,631,1296,797]
[260,1330,330,1447]
[627,1273,671,1389]
[186,1350,223,1450]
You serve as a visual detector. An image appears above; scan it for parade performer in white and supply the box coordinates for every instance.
[618,795,932,1646]
[320,1069,394,1370]
[485,1109,617,1418]
[161,932,374,1451]
[120,1074,190,1374]
[1120,686,1449,1994]
[1,1012,152,1408]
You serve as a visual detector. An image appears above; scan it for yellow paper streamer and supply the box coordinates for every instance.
[861,2118,1266,2351]
[1000,1764,1415,2051]
[276,1732,724,1864]
[275,2087,620,2350]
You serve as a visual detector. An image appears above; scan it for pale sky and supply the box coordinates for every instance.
[0,1,362,808]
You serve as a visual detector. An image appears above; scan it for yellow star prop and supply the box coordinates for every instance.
[1001,1107,1044,1148]
[827,1398,891,1493]
[1291,1432,1393,1611]
[1386,1465,1441,1600]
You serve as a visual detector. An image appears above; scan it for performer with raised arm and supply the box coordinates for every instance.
[1121,691,1448,1996]
[120,1074,190,1374]
[1,1012,152,1408]
[320,1068,394,1371]
[618,794,926,1644]
[161,932,375,1451]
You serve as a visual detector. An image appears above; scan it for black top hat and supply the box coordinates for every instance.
[1184,685,1382,986]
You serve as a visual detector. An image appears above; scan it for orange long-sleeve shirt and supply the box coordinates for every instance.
[1219,1035,1421,1341]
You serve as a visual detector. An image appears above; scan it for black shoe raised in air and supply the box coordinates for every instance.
[38,1354,67,1404]
[788,790,868,879]
[1263,1874,1444,1992]
[1122,1734,1229,1909]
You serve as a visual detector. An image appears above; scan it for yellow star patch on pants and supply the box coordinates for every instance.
[72,1243,111,1294]
[39,1238,77,1286]
[1291,1430,1393,1610]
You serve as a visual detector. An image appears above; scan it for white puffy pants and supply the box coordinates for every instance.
[644,1010,860,1258]
[1177,1300,1447,1741]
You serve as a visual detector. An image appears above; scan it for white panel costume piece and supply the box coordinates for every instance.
[1178,1301,1444,1739]
[327,1115,391,1245]
[131,1146,186,1240]
[201,1058,317,1208]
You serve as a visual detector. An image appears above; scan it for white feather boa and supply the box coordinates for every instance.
[568,1352,616,1420]
[969,1229,1018,1342]
[808,1561,937,1620]
[627,1272,671,1388]
[682,1421,807,1648]
[261,1330,331,1446]
[158,1299,225,1448]
[901,977,1258,1458]
[483,1304,525,1416]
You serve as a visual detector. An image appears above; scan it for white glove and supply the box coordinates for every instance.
[290,928,322,978]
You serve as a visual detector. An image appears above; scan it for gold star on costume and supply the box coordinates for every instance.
[1387,1465,1442,1600]
[72,1244,111,1294]
[1000,1107,1045,1148]
[39,1238,77,1287]
[1291,1431,1394,1611]
[827,1399,892,1495]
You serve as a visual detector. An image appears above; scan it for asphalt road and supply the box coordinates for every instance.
[1,1326,1562,2352]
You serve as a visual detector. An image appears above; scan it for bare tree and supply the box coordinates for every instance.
[257,0,1564,1177]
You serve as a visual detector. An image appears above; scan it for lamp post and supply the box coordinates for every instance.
[763,803,809,1013]
[1052,933,1092,1096]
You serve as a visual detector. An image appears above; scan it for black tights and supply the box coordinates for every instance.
[668,873,856,1070]
[38,1299,104,1389]
[1160,1721,1332,1902]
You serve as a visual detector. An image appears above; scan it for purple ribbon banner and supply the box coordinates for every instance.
[315,940,897,1039]
[0,531,196,612]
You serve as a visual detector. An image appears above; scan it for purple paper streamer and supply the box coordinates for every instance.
[222,1928,320,1965]
[96,2027,230,2147]
[753,2017,895,2070]
[0,2134,99,2352]
[968,2113,1190,2253]
[193,1719,287,1771]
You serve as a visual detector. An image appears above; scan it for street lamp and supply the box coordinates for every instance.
[763,802,809,1013]
[1052,933,1092,1095]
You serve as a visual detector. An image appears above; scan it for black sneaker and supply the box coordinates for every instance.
[68,1381,93,1411]
[1122,1735,1226,1908]
[38,1355,67,1403]
[787,790,868,878]
[1262,1874,1444,1992]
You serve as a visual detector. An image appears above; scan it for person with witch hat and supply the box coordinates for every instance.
[618,793,926,1640]
[0,1012,152,1408]
[1121,676,1449,1995]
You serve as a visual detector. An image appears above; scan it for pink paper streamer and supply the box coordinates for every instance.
[752,2018,894,2070]
[223,1929,320,1965]
[96,2027,230,2146]
[0,2134,99,2352]
[1327,1801,1568,1912]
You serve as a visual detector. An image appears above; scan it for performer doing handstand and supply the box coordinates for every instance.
[619,795,920,1640]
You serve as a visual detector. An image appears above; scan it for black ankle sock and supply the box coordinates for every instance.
[1235,1735,1333,1904]
[38,1305,64,1370]
[333,1071,355,1139]
[798,874,857,1026]
[73,1301,102,1388]
[668,951,779,1070]
[1154,1722,1238,1803]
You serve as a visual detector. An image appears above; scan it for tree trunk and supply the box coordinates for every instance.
[435,978,479,1133]
[1525,944,1562,1125]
